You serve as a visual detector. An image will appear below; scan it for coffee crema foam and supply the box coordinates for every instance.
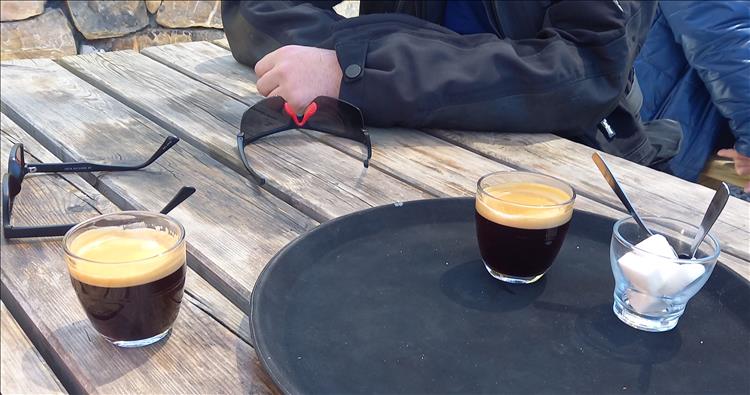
[66,227,185,288]
[476,182,573,230]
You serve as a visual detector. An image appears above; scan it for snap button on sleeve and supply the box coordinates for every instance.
[345,64,362,79]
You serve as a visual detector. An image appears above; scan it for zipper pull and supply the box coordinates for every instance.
[599,118,616,139]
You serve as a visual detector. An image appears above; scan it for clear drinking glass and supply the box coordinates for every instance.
[610,216,720,332]
[63,212,187,347]
[475,171,576,284]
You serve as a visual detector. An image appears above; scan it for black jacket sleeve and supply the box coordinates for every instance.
[222,1,654,137]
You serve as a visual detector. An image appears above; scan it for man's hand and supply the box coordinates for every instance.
[717,148,750,192]
[255,45,343,113]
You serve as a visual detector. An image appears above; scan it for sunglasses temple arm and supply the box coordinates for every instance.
[160,186,196,214]
[3,223,76,239]
[237,135,266,185]
[27,136,179,173]
[363,131,372,168]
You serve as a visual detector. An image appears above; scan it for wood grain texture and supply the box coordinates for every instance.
[2,113,252,344]
[1,301,66,394]
[141,42,749,280]
[700,156,750,190]
[137,42,622,214]
[0,58,316,315]
[143,41,259,100]
[143,41,258,103]
[213,38,229,49]
[1,113,273,393]
[428,130,750,261]
[59,49,430,223]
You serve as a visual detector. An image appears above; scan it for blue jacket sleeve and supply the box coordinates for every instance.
[660,1,750,156]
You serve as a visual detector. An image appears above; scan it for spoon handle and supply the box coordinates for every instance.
[592,153,654,236]
[160,187,196,214]
[689,182,730,257]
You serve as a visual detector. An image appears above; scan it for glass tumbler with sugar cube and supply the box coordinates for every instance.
[610,216,720,332]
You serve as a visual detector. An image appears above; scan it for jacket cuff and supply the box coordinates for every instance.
[735,138,750,157]
[335,40,369,115]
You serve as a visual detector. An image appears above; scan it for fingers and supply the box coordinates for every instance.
[256,67,281,97]
[717,149,739,159]
[718,148,750,176]
[255,47,282,78]
[745,181,750,194]
[736,161,750,176]
[268,86,283,98]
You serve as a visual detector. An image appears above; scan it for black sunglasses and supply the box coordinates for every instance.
[3,136,180,239]
[237,96,372,185]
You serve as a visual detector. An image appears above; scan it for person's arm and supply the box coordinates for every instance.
[222,1,656,137]
[222,1,344,65]
[659,1,750,157]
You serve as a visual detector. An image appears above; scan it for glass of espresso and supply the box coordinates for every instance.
[63,212,186,348]
[475,171,576,284]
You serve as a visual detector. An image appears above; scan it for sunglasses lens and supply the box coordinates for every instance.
[240,96,289,144]
[7,145,24,197]
[306,97,366,144]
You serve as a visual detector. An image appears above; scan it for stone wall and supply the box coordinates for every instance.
[1,0,360,61]
[1,0,226,60]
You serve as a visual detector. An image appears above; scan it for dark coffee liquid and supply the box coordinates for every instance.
[475,211,570,277]
[70,265,186,341]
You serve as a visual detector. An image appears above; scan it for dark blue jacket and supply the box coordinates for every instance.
[224,1,676,168]
[635,1,750,181]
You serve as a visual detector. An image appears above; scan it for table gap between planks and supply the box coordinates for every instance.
[143,42,750,261]
[138,41,748,274]
[0,113,275,394]
[0,40,747,393]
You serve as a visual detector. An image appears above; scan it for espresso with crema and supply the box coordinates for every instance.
[475,182,573,280]
[66,227,186,342]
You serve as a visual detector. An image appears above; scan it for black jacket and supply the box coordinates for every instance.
[222,1,679,168]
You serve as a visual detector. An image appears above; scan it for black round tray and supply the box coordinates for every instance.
[251,198,750,394]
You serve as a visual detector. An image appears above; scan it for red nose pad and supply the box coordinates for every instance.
[284,102,318,127]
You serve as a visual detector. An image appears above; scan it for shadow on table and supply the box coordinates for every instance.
[571,303,682,393]
[52,319,168,387]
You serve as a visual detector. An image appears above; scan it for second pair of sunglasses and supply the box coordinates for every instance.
[3,136,187,239]
[237,96,372,185]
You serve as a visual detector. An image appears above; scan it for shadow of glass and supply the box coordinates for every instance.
[51,319,169,386]
[572,303,682,392]
[439,259,547,312]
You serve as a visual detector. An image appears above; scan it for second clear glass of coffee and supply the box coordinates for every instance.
[63,212,187,348]
[475,171,576,284]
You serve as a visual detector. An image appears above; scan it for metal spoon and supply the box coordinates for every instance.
[687,182,729,258]
[591,153,654,236]
[160,186,196,214]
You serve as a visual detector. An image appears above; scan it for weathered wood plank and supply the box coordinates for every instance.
[137,43,631,212]
[140,42,749,279]
[1,113,252,345]
[1,113,274,393]
[59,50,430,223]
[213,38,229,50]
[1,301,66,394]
[700,156,750,190]
[428,130,750,261]
[144,41,258,101]
[0,58,317,315]
[152,42,750,261]
[144,41,259,103]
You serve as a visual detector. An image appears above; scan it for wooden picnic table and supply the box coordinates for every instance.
[0,39,748,394]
